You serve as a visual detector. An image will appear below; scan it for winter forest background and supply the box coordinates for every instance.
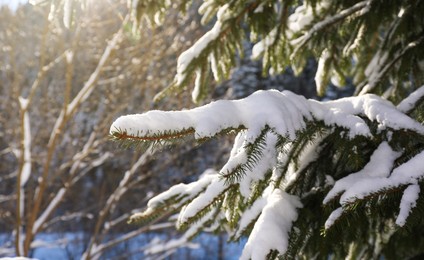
[1,0,424,260]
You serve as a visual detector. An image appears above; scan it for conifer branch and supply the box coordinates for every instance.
[358,35,424,95]
[291,0,371,58]
[111,128,195,142]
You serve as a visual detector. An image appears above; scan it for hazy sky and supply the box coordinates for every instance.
[0,0,28,10]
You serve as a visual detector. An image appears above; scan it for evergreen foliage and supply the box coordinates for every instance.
[112,0,424,259]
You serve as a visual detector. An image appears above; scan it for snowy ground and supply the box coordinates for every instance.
[0,232,245,259]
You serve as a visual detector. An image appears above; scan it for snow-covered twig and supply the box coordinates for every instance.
[15,97,32,256]
[358,36,424,95]
[397,85,424,114]
[291,0,370,58]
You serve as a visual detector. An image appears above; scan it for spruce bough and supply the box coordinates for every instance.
[112,1,424,259]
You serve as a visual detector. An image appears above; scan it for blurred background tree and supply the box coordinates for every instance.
[0,1,219,258]
[0,0,351,259]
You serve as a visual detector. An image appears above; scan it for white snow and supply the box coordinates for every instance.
[254,3,265,13]
[324,207,343,229]
[176,4,231,86]
[113,90,424,145]
[192,69,202,102]
[290,1,368,55]
[147,169,216,209]
[177,177,226,225]
[146,210,218,256]
[397,85,424,113]
[283,136,323,188]
[233,195,267,239]
[251,27,277,60]
[116,88,424,257]
[112,90,314,141]
[145,237,199,255]
[358,50,389,94]
[19,97,32,186]
[317,94,424,136]
[287,4,316,33]
[323,142,401,204]
[322,144,424,230]
[364,51,388,79]
[29,0,44,5]
[240,190,302,260]
[117,90,397,142]
[65,50,74,63]
[315,49,330,96]
[238,132,278,198]
[338,149,424,205]
[132,170,217,223]
[396,184,420,227]
[209,53,219,81]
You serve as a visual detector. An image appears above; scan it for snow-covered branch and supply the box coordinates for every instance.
[291,0,371,57]
[112,90,424,143]
[112,89,424,258]
[15,97,33,256]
